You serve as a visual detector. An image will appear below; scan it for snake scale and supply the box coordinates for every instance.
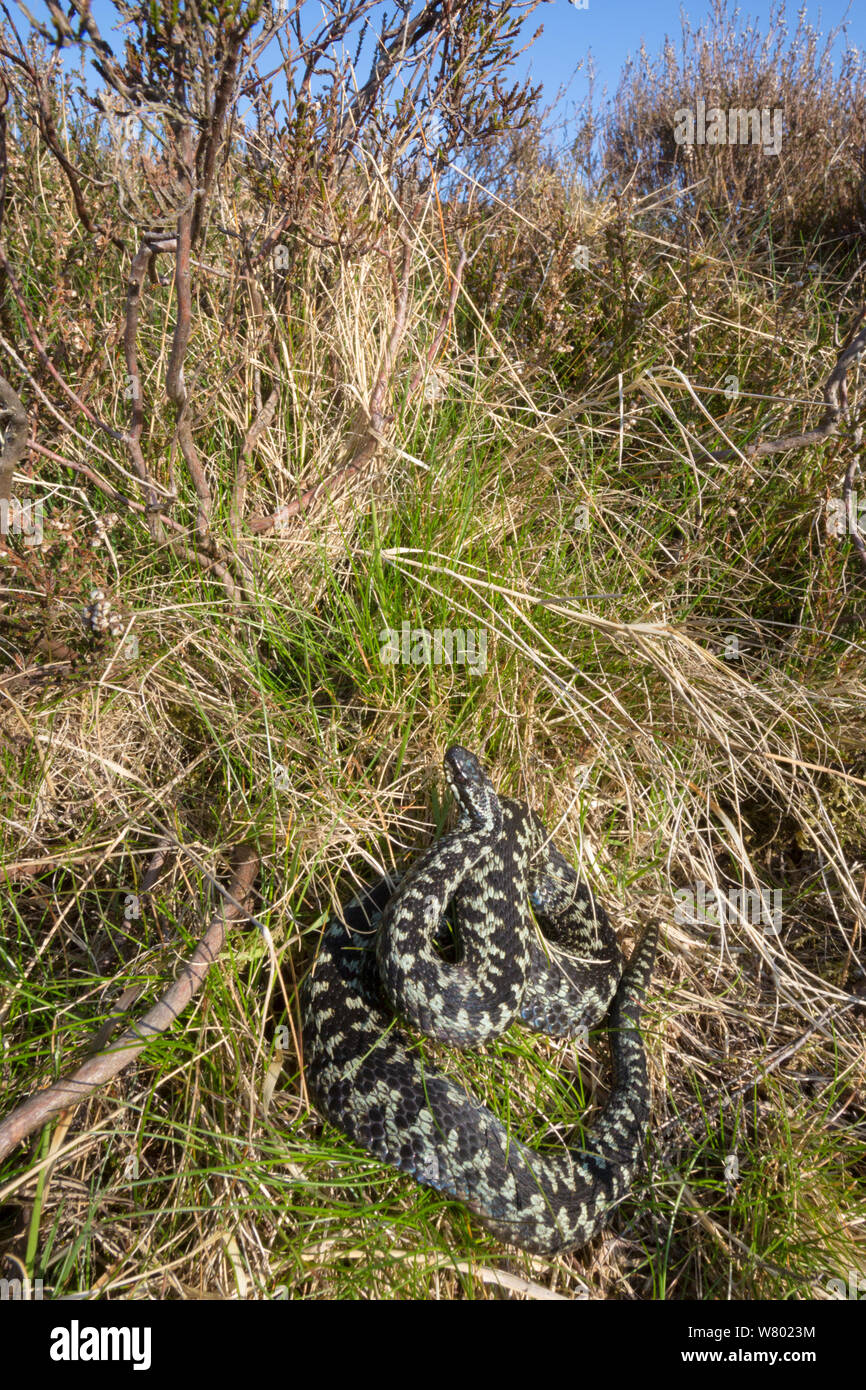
[299,746,659,1254]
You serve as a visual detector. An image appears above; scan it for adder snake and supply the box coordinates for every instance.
[299,746,658,1255]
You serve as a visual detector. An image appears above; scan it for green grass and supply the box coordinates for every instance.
[1,76,865,1300]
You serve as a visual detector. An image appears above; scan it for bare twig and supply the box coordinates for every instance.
[0,843,259,1164]
[123,240,163,524]
[707,305,866,463]
[0,242,126,443]
[87,837,176,1054]
[16,42,126,251]
[0,73,9,233]
[166,126,212,541]
[230,385,280,546]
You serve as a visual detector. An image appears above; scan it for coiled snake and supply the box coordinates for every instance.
[300,747,658,1255]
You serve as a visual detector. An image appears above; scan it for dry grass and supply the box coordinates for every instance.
[0,2,864,1301]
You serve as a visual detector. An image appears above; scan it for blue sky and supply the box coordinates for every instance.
[17,0,866,126]
[520,1,863,119]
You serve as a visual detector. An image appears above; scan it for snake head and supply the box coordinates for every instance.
[443,745,501,829]
[444,744,485,789]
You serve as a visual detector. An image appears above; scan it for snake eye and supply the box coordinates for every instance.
[444,744,482,786]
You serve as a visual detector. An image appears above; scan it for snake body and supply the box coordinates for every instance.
[300,746,658,1254]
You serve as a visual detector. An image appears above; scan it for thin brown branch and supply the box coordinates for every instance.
[707,305,866,464]
[126,229,242,601]
[164,534,243,604]
[87,838,176,1054]
[0,843,259,1165]
[702,305,866,575]
[336,2,445,150]
[166,127,212,541]
[230,385,279,545]
[123,241,163,524]
[26,441,179,534]
[0,241,127,444]
[0,73,9,234]
[27,51,126,252]
[190,23,249,249]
